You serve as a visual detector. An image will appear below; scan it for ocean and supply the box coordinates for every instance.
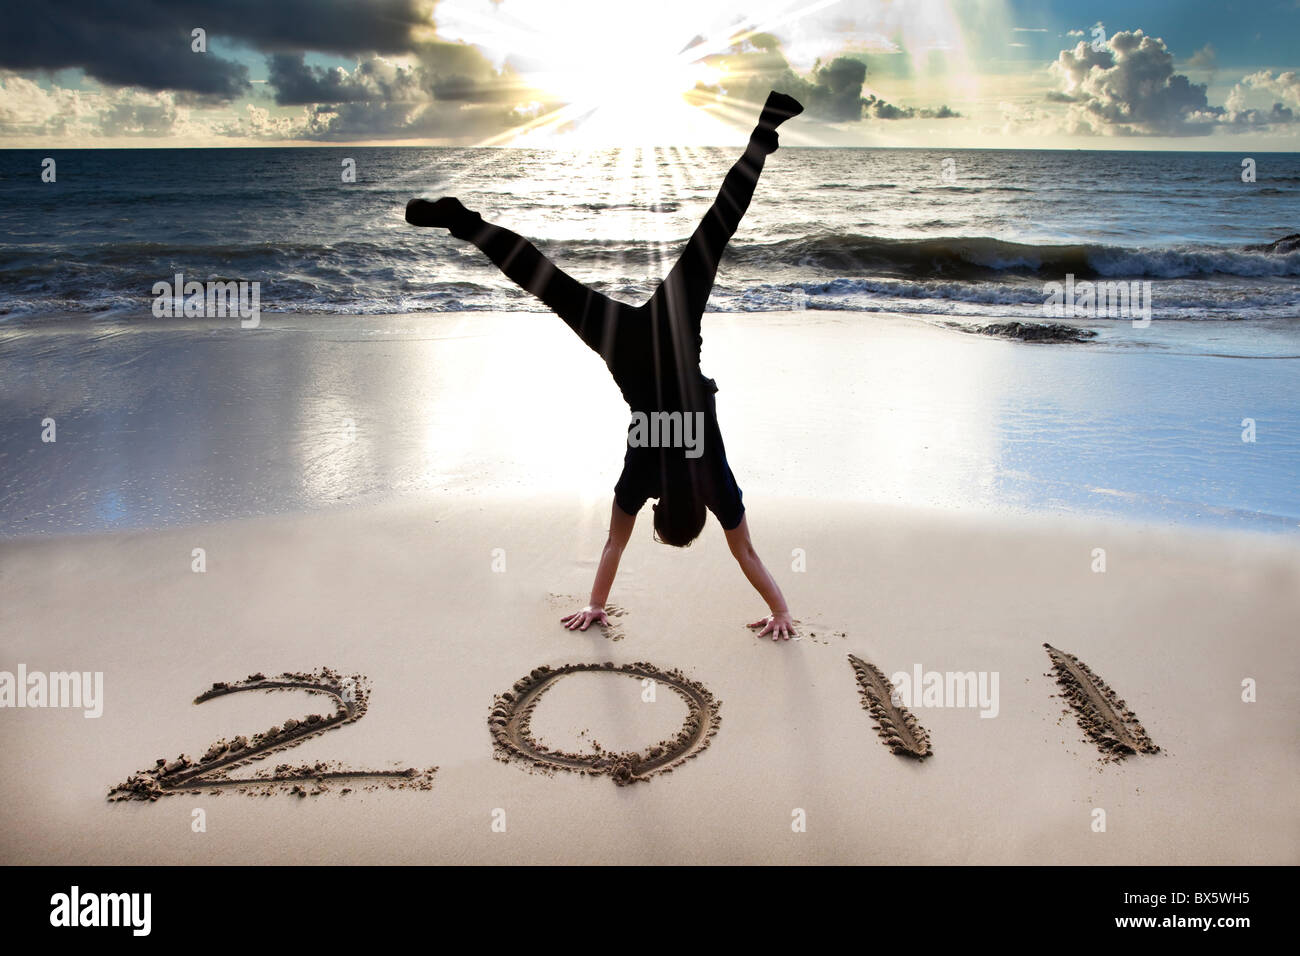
[2,146,1299,331]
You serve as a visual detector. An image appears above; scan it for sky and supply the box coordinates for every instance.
[2,0,1299,149]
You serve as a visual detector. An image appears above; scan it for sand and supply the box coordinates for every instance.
[1,489,1297,864]
[107,669,436,801]
[847,654,933,759]
[1043,644,1160,762]
[1,309,1297,863]
[489,661,721,786]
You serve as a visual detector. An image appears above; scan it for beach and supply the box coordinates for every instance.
[2,311,1297,864]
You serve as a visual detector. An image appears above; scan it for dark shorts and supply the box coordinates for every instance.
[613,393,745,531]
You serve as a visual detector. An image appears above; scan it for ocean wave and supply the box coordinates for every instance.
[529,233,1300,279]
[726,233,1300,279]
[3,230,1298,320]
[813,182,897,190]
[714,275,1298,314]
[910,184,1032,193]
[576,201,681,212]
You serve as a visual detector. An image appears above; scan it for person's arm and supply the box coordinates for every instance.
[723,515,796,641]
[561,499,637,631]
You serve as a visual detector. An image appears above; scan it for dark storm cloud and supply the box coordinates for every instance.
[298,98,521,140]
[0,0,434,99]
[811,56,874,121]
[267,41,519,108]
[250,43,537,141]
[268,54,405,105]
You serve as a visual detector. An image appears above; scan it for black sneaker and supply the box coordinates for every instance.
[757,90,804,132]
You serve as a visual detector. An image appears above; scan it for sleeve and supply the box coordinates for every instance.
[708,461,746,531]
[613,455,651,517]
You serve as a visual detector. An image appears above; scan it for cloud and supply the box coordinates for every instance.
[0,0,545,143]
[267,40,525,108]
[1050,30,1224,135]
[1185,44,1216,71]
[268,53,425,106]
[1224,101,1295,127]
[256,45,544,140]
[0,55,528,144]
[3,1,969,143]
[1045,29,1295,136]
[1036,30,1296,136]
[281,98,521,141]
[0,0,435,99]
[218,103,303,139]
[1234,70,1300,108]
[0,72,199,138]
[700,34,959,123]
[1222,70,1299,128]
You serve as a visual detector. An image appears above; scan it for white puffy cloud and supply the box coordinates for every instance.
[1233,70,1300,109]
[0,72,203,138]
[1044,30,1294,136]
[1049,30,1222,135]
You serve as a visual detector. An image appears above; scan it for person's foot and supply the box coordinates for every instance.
[750,90,804,154]
[757,90,804,132]
[405,196,473,229]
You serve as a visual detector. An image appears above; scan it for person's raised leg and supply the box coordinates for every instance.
[406,196,622,358]
[648,90,803,326]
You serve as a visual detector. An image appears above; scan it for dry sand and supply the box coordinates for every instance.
[2,491,1297,864]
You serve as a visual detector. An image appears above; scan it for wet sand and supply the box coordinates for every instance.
[2,310,1298,536]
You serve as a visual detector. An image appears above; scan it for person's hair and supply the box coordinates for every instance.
[652,487,706,548]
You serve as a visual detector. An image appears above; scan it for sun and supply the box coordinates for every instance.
[433,0,747,145]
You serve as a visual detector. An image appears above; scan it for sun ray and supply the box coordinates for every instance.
[425,0,852,150]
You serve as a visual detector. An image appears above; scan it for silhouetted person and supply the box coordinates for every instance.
[407,90,803,640]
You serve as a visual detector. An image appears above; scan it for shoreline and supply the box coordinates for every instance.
[4,481,1299,545]
[2,310,1297,539]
